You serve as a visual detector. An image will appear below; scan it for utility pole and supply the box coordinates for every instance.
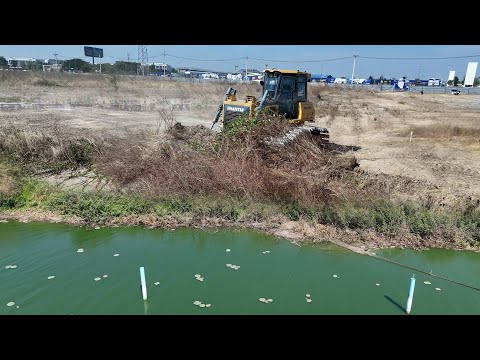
[245,56,248,82]
[127,52,130,62]
[265,63,268,70]
[163,50,166,77]
[137,45,148,76]
[351,55,358,84]
[53,53,59,71]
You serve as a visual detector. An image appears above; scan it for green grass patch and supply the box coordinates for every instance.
[45,191,154,224]
[1,173,479,244]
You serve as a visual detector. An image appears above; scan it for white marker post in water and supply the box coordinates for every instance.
[139,266,147,301]
[406,274,416,314]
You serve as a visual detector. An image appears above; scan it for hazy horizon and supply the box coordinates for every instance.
[1,45,479,80]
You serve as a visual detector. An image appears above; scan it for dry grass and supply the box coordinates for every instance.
[0,162,18,197]
[0,120,104,173]
[404,124,480,139]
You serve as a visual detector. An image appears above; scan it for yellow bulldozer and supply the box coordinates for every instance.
[210,68,329,145]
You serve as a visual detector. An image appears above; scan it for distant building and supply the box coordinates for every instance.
[6,57,36,69]
[311,74,335,83]
[42,64,62,72]
[151,63,172,73]
[334,77,347,84]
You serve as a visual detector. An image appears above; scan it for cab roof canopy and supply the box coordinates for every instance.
[264,69,311,78]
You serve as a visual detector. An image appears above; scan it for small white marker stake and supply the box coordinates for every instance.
[406,274,416,315]
[140,266,147,301]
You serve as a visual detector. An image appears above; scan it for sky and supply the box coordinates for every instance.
[1,45,480,80]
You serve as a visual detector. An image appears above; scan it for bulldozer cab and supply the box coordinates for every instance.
[260,69,310,119]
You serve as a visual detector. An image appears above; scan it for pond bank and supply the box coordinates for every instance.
[1,207,477,254]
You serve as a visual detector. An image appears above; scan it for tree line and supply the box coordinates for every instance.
[0,56,173,75]
[1,56,479,85]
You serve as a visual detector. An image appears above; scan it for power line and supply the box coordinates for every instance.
[165,54,244,62]
[53,52,480,65]
[358,54,480,60]
[249,56,353,63]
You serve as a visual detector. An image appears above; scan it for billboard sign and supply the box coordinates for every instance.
[84,46,103,58]
[464,62,478,86]
[448,70,455,81]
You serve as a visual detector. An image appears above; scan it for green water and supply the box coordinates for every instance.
[1,220,479,314]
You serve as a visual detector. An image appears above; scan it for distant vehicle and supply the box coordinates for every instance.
[428,78,441,86]
[451,89,460,95]
[334,77,347,84]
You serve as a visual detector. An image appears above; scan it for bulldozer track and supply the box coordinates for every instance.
[265,125,329,146]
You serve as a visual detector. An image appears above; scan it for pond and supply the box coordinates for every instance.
[1,221,479,314]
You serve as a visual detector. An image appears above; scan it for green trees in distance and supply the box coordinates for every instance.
[61,58,92,73]
[61,59,140,74]
[0,56,7,69]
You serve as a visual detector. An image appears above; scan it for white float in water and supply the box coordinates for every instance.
[199,304,206,308]
[113,253,119,257]
[5,265,12,269]
[154,282,160,286]
[226,263,232,267]
[226,249,231,252]
[206,304,211,308]
[306,294,311,298]
[306,298,312,303]
[424,281,431,285]
[435,287,441,291]
[194,301,201,306]
[94,277,101,281]
[195,274,201,277]
[16,306,19,309]
[103,275,108,278]
[77,248,84,253]
[259,297,266,302]
[376,283,380,286]
[333,274,338,278]
[94,226,100,230]
[139,266,147,300]
[7,302,15,307]
[267,299,273,302]
[406,274,416,315]
[10,265,17,269]
[47,276,55,280]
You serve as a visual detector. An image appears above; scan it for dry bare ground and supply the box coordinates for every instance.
[309,84,480,205]
[1,72,480,250]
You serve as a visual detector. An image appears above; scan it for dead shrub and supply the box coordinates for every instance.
[96,114,368,207]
